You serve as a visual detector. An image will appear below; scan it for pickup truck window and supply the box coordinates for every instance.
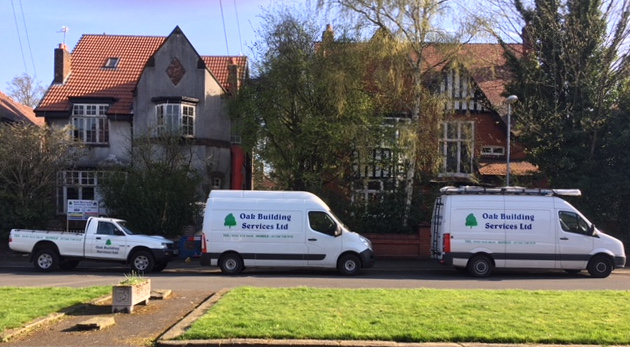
[118,221,136,235]
[97,222,117,235]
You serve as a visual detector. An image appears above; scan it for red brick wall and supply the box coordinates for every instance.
[363,225,432,259]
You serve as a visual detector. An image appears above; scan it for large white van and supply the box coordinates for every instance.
[431,186,626,278]
[199,190,374,275]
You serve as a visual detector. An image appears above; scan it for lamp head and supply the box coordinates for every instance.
[505,95,518,104]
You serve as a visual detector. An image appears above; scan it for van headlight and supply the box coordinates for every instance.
[359,236,372,248]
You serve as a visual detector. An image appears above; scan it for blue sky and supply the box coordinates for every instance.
[1,0,289,93]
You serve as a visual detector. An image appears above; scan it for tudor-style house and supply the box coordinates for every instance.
[352,41,537,204]
[35,27,250,215]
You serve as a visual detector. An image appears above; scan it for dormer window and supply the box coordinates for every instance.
[104,57,120,68]
[72,104,109,144]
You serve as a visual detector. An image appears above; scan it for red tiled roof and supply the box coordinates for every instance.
[37,32,248,116]
[202,56,248,93]
[0,90,43,126]
[479,161,538,176]
[421,43,522,109]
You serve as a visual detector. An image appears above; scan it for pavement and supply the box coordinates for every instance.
[1,251,628,347]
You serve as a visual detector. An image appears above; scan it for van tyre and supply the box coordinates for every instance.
[219,253,244,275]
[337,254,361,276]
[587,255,613,278]
[34,248,59,272]
[467,255,493,277]
[130,250,155,273]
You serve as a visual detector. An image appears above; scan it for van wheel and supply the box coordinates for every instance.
[337,254,361,276]
[130,250,155,273]
[587,255,613,278]
[34,248,59,272]
[467,255,493,277]
[219,253,244,275]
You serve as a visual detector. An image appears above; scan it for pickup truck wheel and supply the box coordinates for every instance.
[219,253,243,275]
[34,248,59,272]
[59,260,80,270]
[337,254,361,276]
[467,255,493,277]
[130,251,155,273]
[587,255,613,278]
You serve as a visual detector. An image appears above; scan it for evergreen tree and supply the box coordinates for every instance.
[500,0,630,231]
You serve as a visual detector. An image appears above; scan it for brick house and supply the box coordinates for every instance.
[353,41,537,205]
[35,26,250,215]
[353,41,539,258]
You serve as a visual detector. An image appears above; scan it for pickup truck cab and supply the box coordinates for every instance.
[9,217,177,272]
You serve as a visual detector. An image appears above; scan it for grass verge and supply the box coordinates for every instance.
[0,286,110,332]
[182,287,630,344]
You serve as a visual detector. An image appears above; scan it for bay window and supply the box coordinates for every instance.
[156,103,195,137]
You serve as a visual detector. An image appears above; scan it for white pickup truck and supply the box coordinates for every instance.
[9,217,178,273]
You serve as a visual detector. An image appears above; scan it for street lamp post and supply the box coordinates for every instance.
[505,95,518,186]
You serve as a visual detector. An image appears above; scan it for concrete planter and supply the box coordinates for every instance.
[111,279,151,313]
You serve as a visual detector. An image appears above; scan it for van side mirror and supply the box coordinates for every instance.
[334,225,342,237]
[588,224,596,236]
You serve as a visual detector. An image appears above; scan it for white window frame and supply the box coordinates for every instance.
[212,177,222,189]
[155,103,195,137]
[56,170,106,214]
[481,145,505,157]
[104,57,120,68]
[440,121,475,176]
[72,104,109,144]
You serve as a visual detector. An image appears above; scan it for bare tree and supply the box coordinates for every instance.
[317,0,477,224]
[6,73,46,108]
[0,123,85,233]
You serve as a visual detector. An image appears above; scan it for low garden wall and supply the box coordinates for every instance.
[363,225,432,260]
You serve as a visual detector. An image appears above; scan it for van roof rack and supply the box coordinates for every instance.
[439,186,581,197]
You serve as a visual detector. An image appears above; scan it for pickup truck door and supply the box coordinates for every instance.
[84,221,129,260]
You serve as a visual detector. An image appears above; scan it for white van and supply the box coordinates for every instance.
[199,190,374,275]
[431,186,626,278]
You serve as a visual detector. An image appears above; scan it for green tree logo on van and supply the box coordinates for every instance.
[224,213,237,228]
[465,213,478,228]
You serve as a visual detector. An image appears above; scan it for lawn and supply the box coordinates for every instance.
[182,287,630,345]
[0,286,110,333]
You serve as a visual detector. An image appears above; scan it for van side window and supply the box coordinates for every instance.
[558,211,590,235]
[97,222,116,235]
[308,212,337,236]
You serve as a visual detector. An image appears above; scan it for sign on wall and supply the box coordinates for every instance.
[67,200,99,221]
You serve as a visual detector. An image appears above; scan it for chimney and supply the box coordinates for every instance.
[228,57,240,96]
[322,24,334,42]
[54,43,71,84]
